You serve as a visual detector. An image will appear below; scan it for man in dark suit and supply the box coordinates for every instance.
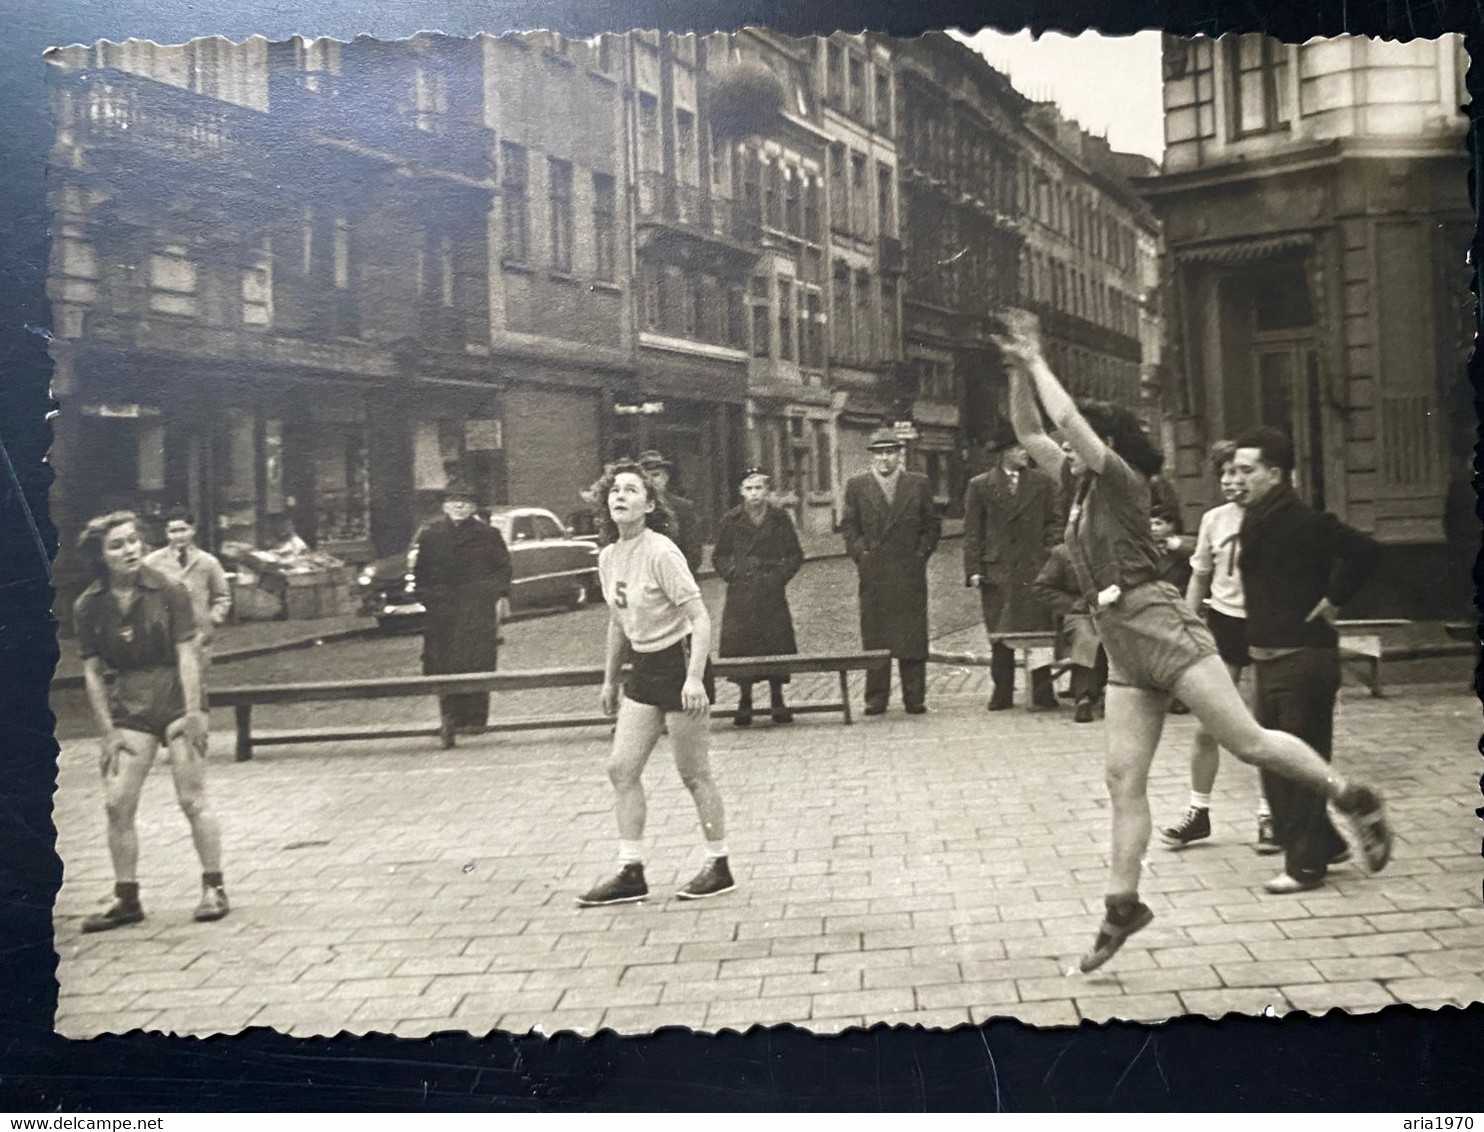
[963,423,1062,711]
[413,477,513,744]
[840,428,942,715]
[638,450,704,573]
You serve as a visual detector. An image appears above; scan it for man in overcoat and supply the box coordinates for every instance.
[413,477,513,743]
[963,423,1062,711]
[840,428,941,715]
[638,450,704,573]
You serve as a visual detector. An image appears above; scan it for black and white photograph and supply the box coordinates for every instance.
[39,22,1480,1042]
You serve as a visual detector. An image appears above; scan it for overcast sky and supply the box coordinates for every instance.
[947,29,1166,162]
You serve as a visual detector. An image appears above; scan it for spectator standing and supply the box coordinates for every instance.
[840,428,941,716]
[413,477,513,745]
[1030,542,1107,723]
[143,506,232,700]
[963,422,1062,711]
[638,450,703,574]
[1233,427,1382,894]
[712,469,805,726]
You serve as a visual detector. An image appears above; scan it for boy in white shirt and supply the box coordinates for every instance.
[1159,442,1278,854]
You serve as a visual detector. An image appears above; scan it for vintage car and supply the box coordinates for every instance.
[358,505,601,632]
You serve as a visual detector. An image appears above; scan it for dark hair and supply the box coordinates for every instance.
[1079,400,1165,478]
[594,460,675,546]
[164,505,196,526]
[1150,502,1180,525]
[1209,439,1238,474]
[76,510,140,582]
[1234,427,1295,475]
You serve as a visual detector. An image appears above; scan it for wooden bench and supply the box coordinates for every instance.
[932,631,1059,685]
[1337,619,1411,697]
[210,650,890,760]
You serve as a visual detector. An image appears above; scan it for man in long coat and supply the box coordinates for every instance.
[840,428,941,715]
[638,450,704,573]
[963,424,1061,711]
[413,477,512,742]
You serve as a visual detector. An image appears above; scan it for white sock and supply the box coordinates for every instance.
[617,840,644,865]
[1256,799,1272,818]
[705,839,728,861]
[1190,792,1211,811]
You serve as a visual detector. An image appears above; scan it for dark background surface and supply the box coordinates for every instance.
[2,0,1482,1111]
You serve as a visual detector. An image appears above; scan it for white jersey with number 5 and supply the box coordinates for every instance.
[598,528,701,654]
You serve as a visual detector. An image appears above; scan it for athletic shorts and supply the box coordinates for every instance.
[110,666,188,743]
[1095,582,1219,694]
[1204,607,1250,670]
[625,636,716,713]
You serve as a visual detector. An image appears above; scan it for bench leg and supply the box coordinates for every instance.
[839,669,853,725]
[234,704,252,762]
[1368,657,1383,697]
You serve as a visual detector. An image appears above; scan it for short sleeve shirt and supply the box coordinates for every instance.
[1190,502,1245,619]
[1064,450,1161,604]
[74,565,198,670]
[598,528,701,653]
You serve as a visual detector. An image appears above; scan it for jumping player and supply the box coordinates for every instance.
[576,461,735,906]
[996,310,1393,972]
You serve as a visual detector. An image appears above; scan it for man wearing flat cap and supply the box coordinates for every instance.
[963,421,1062,711]
[840,428,941,715]
[413,475,512,744]
[638,450,704,574]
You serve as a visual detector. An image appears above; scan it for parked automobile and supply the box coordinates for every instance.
[358,506,601,633]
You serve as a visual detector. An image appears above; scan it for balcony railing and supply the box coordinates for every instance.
[635,170,762,249]
[66,69,263,161]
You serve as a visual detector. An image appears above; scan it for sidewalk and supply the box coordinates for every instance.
[50,676,1483,1038]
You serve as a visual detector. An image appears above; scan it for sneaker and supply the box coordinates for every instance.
[1073,697,1095,724]
[675,856,736,901]
[1159,806,1211,849]
[575,862,648,907]
[1254,814,1282,855]
[81,898,145,934]
[193,885,230,923]
[1330,783,1394,873]
[1263,872,1323,895]
[1078,900,1155,973]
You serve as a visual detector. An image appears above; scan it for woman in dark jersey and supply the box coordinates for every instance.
[996,311,1393,972]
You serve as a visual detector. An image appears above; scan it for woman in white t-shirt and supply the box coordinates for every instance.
[1158,443,1277,855]
[576,461,734,907]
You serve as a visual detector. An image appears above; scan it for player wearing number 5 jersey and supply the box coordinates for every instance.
[576,461,733,906]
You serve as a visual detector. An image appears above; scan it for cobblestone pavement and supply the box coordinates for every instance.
[51,662,1482,1038]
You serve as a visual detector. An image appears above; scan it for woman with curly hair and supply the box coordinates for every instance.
[576,461,735,906]
[996,310,1393,973]
[71,510,228,933]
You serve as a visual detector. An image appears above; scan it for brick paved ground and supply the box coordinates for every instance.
[51,661,1482,1038]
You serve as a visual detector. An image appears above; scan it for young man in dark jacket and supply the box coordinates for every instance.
[1231,428,1381,894]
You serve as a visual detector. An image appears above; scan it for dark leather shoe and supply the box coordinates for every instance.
[732,713,753,728]
[905,704,928,715]
[81,899,145,934]
[986,697,1013,712]
[770,710,794,725]
[863,703,887,716]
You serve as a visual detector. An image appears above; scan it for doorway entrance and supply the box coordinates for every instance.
[1251,341,1325,510]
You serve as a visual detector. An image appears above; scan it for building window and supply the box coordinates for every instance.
[828,144,848,234]
[709,125,730,188]
[814,422,832,491]
[880,276,898,361]
[1227,35,1291,137]
[826,42,844,108]
[500,143,530,264]
[548,157,573,273]
[640,261,662,331]
[777,278,794,361]
[332,218,350,290]
[803,289,823,368]
[412,66,447,133]
[803,175,822,242]
[676,108,698,181]
[637,93,661,174]
[854,268,873,361]
[848,54,865,118]
[438,236,455,307]
[832,262,851,361]
[241,238,272,327]
[593,172,616,282]
[763,160,782,231]
[784,168,801,236]
[850,151,868,238]
[749,274,770,359]
[875,162,894,239]
[874,69,891,133]
[148,244,197,317]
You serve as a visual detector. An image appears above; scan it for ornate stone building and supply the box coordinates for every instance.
[1141,33,1472,617]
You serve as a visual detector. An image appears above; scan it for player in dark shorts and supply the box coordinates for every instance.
[71,511,228,933]
[996,310,1393,972]
[576,461,733,906]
